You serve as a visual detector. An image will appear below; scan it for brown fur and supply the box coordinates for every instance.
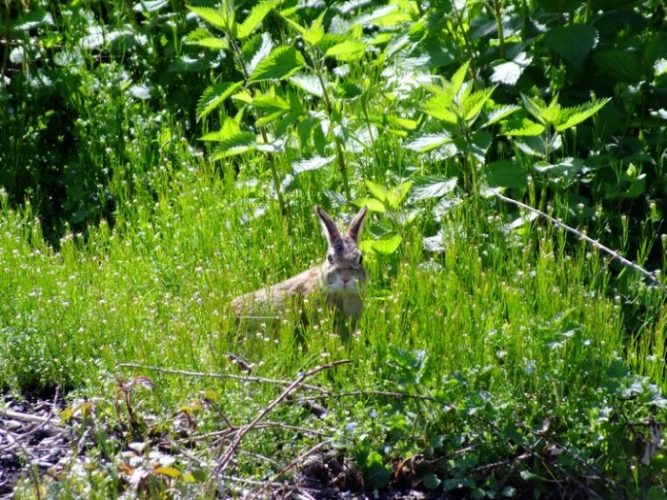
[231,206,368,320]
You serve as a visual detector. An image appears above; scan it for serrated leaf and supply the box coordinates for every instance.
[386,115,418,130]
[365,180,389,202]
[249,46,305,82]
[303,12,325,46]
[187,6,231,31]
[482,105,521,127]
[292,155,335,174]
[406,134,453,152]
[325,40,367,62]
[237,1,278,39]
[387,182,413,208]
[184,28,229,50]
[502,117,545,136]
[245,32,274,76]
[485,160,527,188]
[450,60,470,97]
[203,118,256,159]
[196,81,243,121]
[354,197,386,213]
[491,52,532,85]
[411,177,457,201]
[423,90,459,124]
[544,24,597,68]
[555,98,610,131]
[252,90,290,111]
[367,234,402,255]
[463,86,496,124]
[289,73,324,97]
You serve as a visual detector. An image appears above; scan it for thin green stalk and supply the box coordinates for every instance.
[307,45,351,200]
[227,34,287,216]
[492,0,506,59]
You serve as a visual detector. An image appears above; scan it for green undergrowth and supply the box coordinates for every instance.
[2,159,667,496]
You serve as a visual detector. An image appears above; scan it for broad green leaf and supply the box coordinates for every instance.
[289,73,324,97]
[255,110,285,127]
[405,134,452,152]
[502,117,545,136]
[386,115,418,131]
[542,96,562,126]
[387,181,413,208]
[411,177,458,201]
[423,473,441,490]
[303,12,325,46]
[184,28,228,50]
[292,155,335,174]
[365,180,389,202]
[249,46,305,82]
[196,81,242,121]
[490,52,532,85]
[187,6,232,32]
[423,88,458,124]
[252,90,290,111]
[594,49,642,83]
[354,197,386,213]
[544,24,597,68]
[520,94,548,125]
[485,160,527,188]
[237,1,278,39]
[202,118,256,158]
[449,60,470,98]
[325,40,367,62]
[370,234,402,255]
[482,105,521,128]
[463,86,496,124]
[556,98,610,131]
[244,32,274,76]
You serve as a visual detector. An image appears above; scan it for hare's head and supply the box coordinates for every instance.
[316,205,368,295]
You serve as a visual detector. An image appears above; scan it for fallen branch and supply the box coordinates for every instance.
[214,359,351,474]
[494,192,667,294]
[117,362,329,394]
[248,439,332,500]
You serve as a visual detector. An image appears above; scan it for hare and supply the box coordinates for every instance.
[231,205,368,321]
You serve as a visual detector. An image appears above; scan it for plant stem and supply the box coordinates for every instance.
[308,45,351,200]
[227,34,287,215]
[492,0,506,59]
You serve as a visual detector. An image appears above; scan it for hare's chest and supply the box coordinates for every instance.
[327,292,362,320]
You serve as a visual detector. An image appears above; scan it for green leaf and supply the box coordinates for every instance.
[202,118,256,159]
[325,40,367,62]
[387,182,413,208]
[423,473,441,490]
[249,46,305,82]
[369,234,402,255]
[354,198,386,213]
[544,24,597,68]
[196,81,243,121]
[502,117,545,136]
[482,105,521,128]
[303,12,325,47]
[292,155,335,174]
[450,60,470,97]
[365,180,389,202]
[555,98,610,131]
[485,160,527,188]
[289,73,324,97]
[252,90,291,111]
[411,177,458,201]
[187,6,232,31]
[594,49,642,83]
[184,28,229,50]
[405,134,452,152]
[463,86,496,124]
[237,0,278,40]
[244,33,274,76]
[423,89,459,124]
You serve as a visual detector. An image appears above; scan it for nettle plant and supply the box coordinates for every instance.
[185,1,419,211]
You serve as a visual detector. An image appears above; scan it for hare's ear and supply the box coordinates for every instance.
[347,206,368,243]
[315,206,344,253]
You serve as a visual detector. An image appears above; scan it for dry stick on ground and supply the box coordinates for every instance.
[116,362,329,394]
[248,439,332,500]
[214,359,351,475]
[494,192,667,294]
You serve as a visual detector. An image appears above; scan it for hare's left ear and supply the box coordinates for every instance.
[347,206,368,243]
[316,205,345,253]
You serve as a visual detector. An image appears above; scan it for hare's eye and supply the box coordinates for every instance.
[357,254,363,265]
[327,254,334,263]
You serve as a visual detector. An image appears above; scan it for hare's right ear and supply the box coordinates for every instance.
[347,206,368,243]
[315,206,344,254]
